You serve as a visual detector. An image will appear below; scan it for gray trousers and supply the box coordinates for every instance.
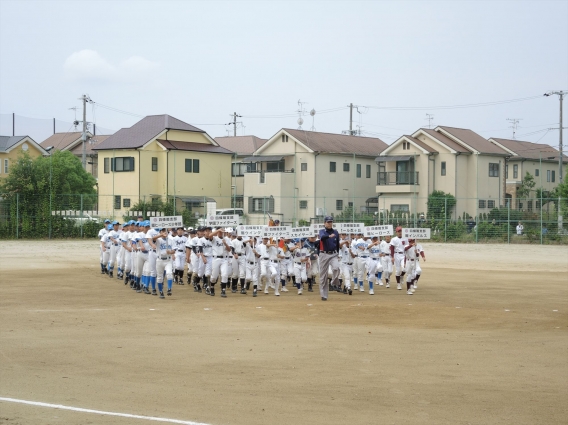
[318,252,340,299]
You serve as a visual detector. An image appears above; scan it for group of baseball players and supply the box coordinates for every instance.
[97,216,426,301]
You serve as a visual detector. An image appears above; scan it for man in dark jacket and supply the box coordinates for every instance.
[318,216,340,301]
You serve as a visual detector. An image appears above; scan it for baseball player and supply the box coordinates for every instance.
[172,227,187,285]
[107,221,121,278]
[413,242,426,289]
[304,235,319,292]
[244,236,259,296]
[200,227,214,295]
[292,239,309,295]
[339,233,354,295]
[136,221,153,294]
[353,234,370,292]
[379,235,392,288]
[390,226,407,290]
[279,238,294,293]
[100,223,113,275]
[120,221,134,285]
[185,228,200,290]
[231,232,247,294]
[98,219,111,274]
[155,228,175,298]
[404,239,418,295]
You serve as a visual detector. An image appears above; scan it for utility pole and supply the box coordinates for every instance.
[81,94,88,169]
[349,103,353,135]
[507,118,522,139]
[229,112,241,137]
[544,91,565,184]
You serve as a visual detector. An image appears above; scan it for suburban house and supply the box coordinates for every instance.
[488,137,568,210]
[214,135,268,207]
[40,132,110,177]
[377,126,511,218]
[93,114,234,216]
[0,135,48,180]
[241,128,388,224]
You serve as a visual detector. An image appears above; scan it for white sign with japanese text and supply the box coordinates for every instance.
[402,228,431,239]
[337,222,366,233]
[150,215,183,228]
[290,227,313,238]
[236,225,266,237]
[365,225,394,237]
[310,223,337,235]
[206,214,238,226]
[262,226,292,239]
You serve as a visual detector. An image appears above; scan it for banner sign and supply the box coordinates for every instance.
[262,226,292,239]
[402,228,431,239]
[365,225,394,237]
[206,214,238,226]
[310,223,337,235]
[337,222,366,233]
[236,225,266,237]
[150,215,183,228]
[290,227,313,238]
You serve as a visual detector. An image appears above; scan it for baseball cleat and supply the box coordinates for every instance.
[281,287,289,292]
[359,287,364,292]
[240,288,247,295]
[386,283,390,288]
[410,287,416,293]
[348,289,353,295]
[413,284,418,289]
[167,289,172,296]
[144,287,152,295]
[298,288,302,295]
[406,290,413,295]
[321,297,327,301]
[253,289,258,297]
[378,281,384,286]
[159,291,165,299]
[369,289,374,295]
[221,289,227,298]
[397,283,402,290]
[109,272,113,278]
[152,289,157,296]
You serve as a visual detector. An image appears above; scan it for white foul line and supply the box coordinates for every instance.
[0,397,211,425]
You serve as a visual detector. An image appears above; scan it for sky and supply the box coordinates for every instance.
[0,0,567,147]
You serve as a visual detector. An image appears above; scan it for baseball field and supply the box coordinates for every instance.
[0,241,567,425]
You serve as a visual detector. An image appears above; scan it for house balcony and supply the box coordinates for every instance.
[243,170,295,198]
[376,171,419,193]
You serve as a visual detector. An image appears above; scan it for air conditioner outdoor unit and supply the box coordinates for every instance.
[316,208,324,216]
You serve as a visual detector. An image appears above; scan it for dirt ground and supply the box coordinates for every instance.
[0,241,567,425]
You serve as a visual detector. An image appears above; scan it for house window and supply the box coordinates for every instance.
[527,200,533,211]
[232,162,256,176]
[348,202,353,208]
[343,163,350,172]
[152,157,158,172]
[231,196,244,208]
[552,170,555,182]
[114,195,121,210]
[111,157,135,172]
[299,200,308,209]
[489,163,499,177]
[479,200,486,209]
[441,161,446,176]
[487,200,495,209]
[330,162,336,172]
[513,164,518,179]
[356,164,361,178]
[104,158,109,173]
[336,200,343,211]
[4,159,8,174]
[266,160,284,172]
[249,197,274,213]
[123,198,131,208]
[547,170,551,182]
[391,204,409,212]
[301,163,307,171]
[185,159,200,173]
[535,169,539,177]
[366,164,371,178]
[281,134,289,143]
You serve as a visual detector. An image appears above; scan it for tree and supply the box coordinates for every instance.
[517,172,536,199]
[427,190,456,219]
[551,178,568,217]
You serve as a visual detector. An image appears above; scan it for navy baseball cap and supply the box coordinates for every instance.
[324,216,333,222]
[104,219,111,223]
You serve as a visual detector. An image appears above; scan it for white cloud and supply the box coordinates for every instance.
[63,49,159,83]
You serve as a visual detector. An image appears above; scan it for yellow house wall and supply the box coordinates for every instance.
[0,142,45,179]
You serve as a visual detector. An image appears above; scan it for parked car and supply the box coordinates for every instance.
[63,213,101,226]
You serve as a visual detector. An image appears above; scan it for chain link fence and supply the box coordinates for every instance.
[0,193,566,244]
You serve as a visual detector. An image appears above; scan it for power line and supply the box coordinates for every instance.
[361,95,544,111]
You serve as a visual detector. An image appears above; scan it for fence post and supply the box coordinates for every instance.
[540,194,543,245]
[507,201,510,244]
[80,194,84,238]
[49,191,52,239]
[444,197,447,243]
[16,193,19,239]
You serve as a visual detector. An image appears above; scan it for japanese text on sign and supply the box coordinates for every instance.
[402,228,431,239]
[290,227,312,238]
[364,225,394,237]
[150,216,183,228]
[237,225,266,237]
[262,226,292,238]
[206,215,238,226]
[337,222,365,233]
[310,223,337,235]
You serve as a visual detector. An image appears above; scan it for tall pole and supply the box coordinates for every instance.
[349,103,353,135]
[559,92,563,184]
[12,112,14,136]
[233,112,237,137]
[81,94,87,169]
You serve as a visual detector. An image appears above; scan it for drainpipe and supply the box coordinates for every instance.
[352,153,355,222]
[314,153,320,219]
[428,153,436,193]
[455,152,461,221]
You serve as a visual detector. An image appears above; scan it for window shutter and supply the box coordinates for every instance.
[268,197,275,213]
[248,197,254,213]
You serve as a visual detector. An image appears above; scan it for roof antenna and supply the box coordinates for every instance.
[310,109,316,131]
[297,99,307,129]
